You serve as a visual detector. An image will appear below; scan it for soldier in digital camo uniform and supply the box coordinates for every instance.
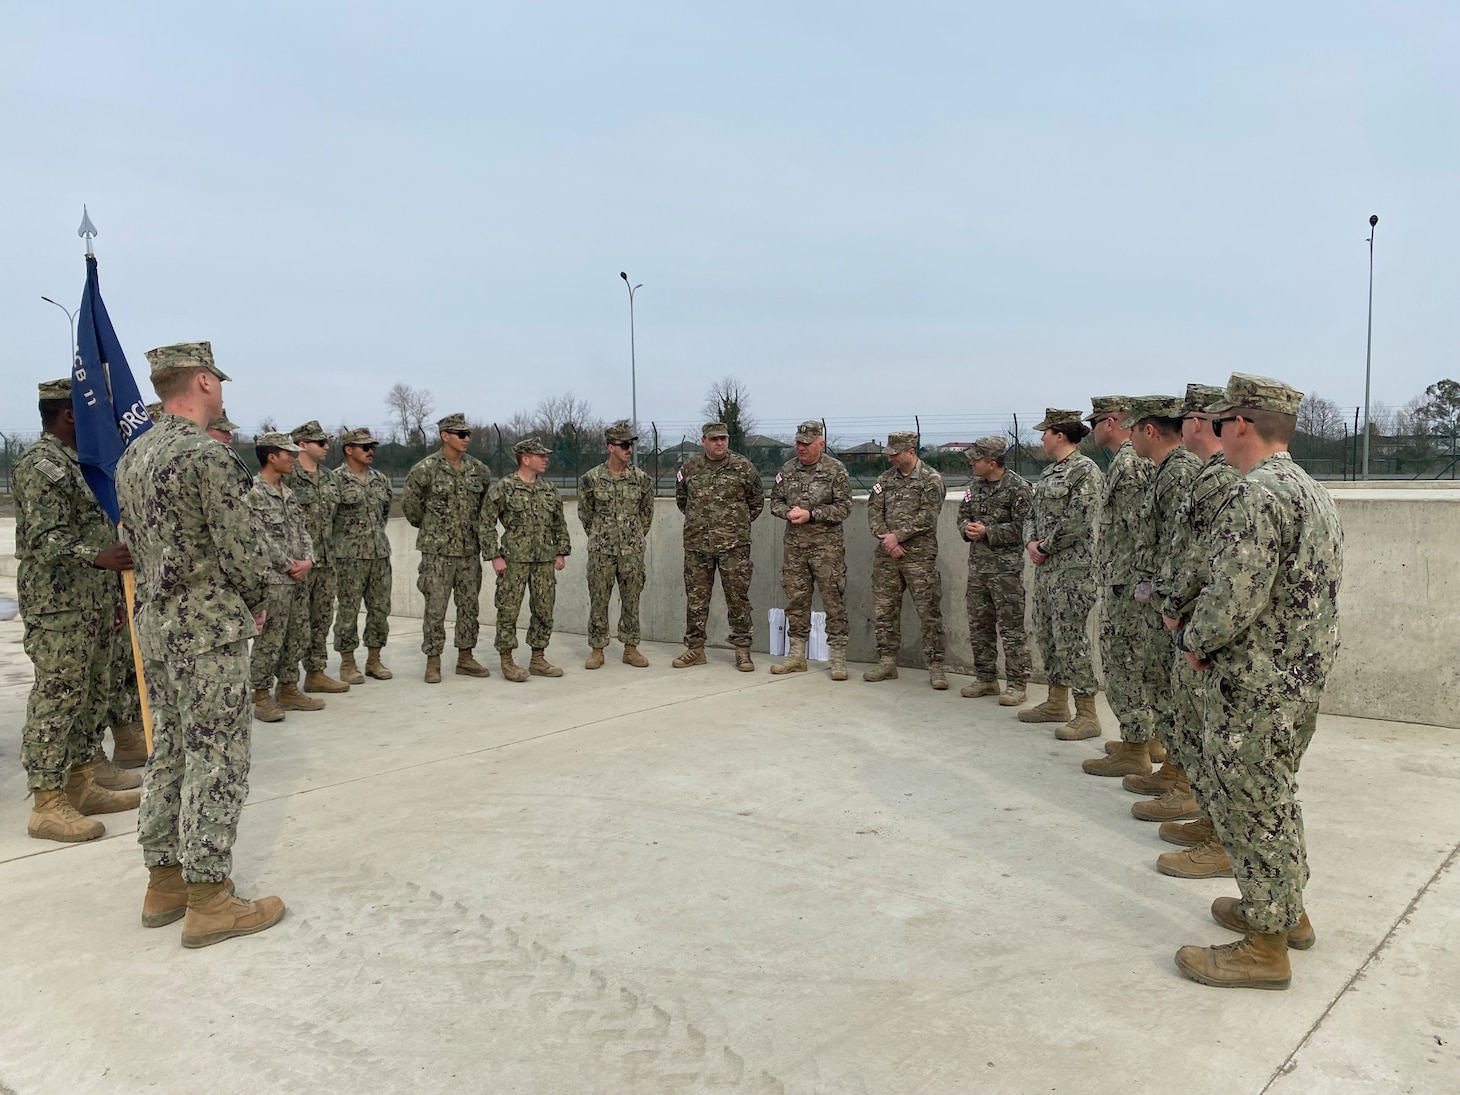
[403,412,494,683]
[673,422,766,672]
[206,411,238,443]
[864,430,949,689]
[15,378,140,844]
[331,427,395,683]
[1173,372,1341,990]
[116,341,285,948]
[768,420,852,679]
[481,437,571,681]
[578,421,655,669]
[285,420,351,694]
[957,436,1034,705]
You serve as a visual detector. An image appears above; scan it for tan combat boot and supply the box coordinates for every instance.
[1017,685,1070,723]
[1156,837,1233,878]
[365,647,393,679]
[1132,772,1201,822]
[456,649,491,677]
[1159,815,1214,847]
[64,761,142,815]
[1105,738,1169,762]
[1175,932,1291,990]
[734,648,755,672]
[622,645,649,668]
[530,648,563,677]
[90,748,142,791]
[998,684,1027,706]
[277,680,325,711]
[252,688,285,723]
[863,655,899,682]
[1082,740,1150,777]
[28,788,105,843]
[338,652,366,685]
[770,638,808,675]
[1056,693,1103,740]
[1123,758,1180,795]
[424,656,443,684]
[142,865,235,928]
[303,668,350,693]
[828,645,848,681]
[500,650,530,682]
[672,645,707,668]
[181,880,286,949]
[961,679,999,698]
[1211,897,1316,951]
[928,661,948,690]
[110,720,147,768]
[585,648,605,670]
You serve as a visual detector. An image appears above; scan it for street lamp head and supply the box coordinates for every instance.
[1369,214,1379,227]
[620,271,628,281]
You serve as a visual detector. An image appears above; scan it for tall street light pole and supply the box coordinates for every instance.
[40,295,79,367]
[619,271,643,466]
[1362,214,1379,480]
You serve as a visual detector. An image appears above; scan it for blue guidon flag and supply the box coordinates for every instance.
[72,254,152,524]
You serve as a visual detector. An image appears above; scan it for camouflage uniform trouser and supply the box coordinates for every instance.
[140,639,252,884]
[684,545,753,649]
[495,560,556,651]
[1200,673,1319,935]
[966,558,1029,685]
[21,612,110,790]
[335,556,392,652]
[1169,656,1214,813]
[871,548,945,662]
[1142,617,1179,748]
[1030,564,1098,695]
[290,563,336,674]
[781,540,848,645]
[250,583,305,690]
[418,554,482,656]
[587,550,646,649]
[1100,587,1161,742]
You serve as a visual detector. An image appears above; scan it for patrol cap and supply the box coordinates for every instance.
[605,420,638,443]
[207,413,240,433]
[1034,409,1084,431]
[38,378,72,400]
[514,436,552,456]
[255,431,301,452]
[339,427,379,447]
[1182,384,1226,416]
[290,420,331,443]
[1206,373,1304,416]
[437,412,469,432]
[1119,395,1185,430]
[795,420,824,442]
[968,436,1007,459]
[885,430,919,455]
[701,422,729,438]
[1085,395,1130,423]
[143,341,231,383]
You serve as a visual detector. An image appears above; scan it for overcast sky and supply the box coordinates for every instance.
[3,1,1456,443]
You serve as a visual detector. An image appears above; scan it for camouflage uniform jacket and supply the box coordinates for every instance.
[402,450,492,556]
[958,470,1034,566]
[1133,446,1202,580]
[1155,452,1242,622]
[1096,440,1152,587]
[331,466,393,560]
[578,462,654,556]
[867,460,944,556]
[1182,452,1343,702]
[247,478,313,586]
[481,473,571,562]
[284,461,341,567]
[675,453,765,553]
[1023,452,1103,571]
[115,416,270,660]
[769,453,851,548]
[13,434,116,624]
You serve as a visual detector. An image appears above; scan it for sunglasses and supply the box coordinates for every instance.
[609,440,634,449]
[1211,416,1242,437]
[445,430,471,439]
[354,443,378,451]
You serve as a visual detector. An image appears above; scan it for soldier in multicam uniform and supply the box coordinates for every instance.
[285,420,350,694]
[578,421,655,670]
[1173,373,1342,990]
[673,422,765,672]
[482,437,571,681]
[403,413,494,683]
[245,432,323,723]
[15,378,141,843]
[332,427,395,684]
[1018,410,1105,736]
[116,342,285,947]
[768,420,852,680]
[864,430,949,689]
[957,436,1034,705]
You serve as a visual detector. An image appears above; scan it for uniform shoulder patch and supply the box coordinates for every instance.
[33,457,66,483]
[676,469,684,482]
[774,472,782,483]
[872,482,883,494]
[963,488,972,502]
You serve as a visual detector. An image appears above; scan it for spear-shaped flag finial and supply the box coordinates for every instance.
[78,205,98,255]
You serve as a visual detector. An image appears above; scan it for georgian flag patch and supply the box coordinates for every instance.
[872,482,883,494]
[963,488,972,502]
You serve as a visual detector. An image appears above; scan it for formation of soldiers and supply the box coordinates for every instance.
[13,348,1341,990]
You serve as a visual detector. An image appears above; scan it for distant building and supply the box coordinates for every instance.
[836,440,887,465]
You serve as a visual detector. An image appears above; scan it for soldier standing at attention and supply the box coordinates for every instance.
[482,438,571,682]
[285,421,350,694]
[332,427,394,684]
[206,411,238,443]
[16,378,140,843]
[673,422,765,671]
[1173,373,1341,990]
[957,436,1034,705]
[402,413,494,684]
[245,432,321,723]
[864,430,948,689]
[768,420,852,680]
[116,342,284,947]
[578,421,655,669]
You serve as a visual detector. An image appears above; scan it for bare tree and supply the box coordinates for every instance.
[384,383,436,446]
[532,392,602,440]
[701,376,756,448]
[1296,393,1344,440]
[257,417,278,435]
